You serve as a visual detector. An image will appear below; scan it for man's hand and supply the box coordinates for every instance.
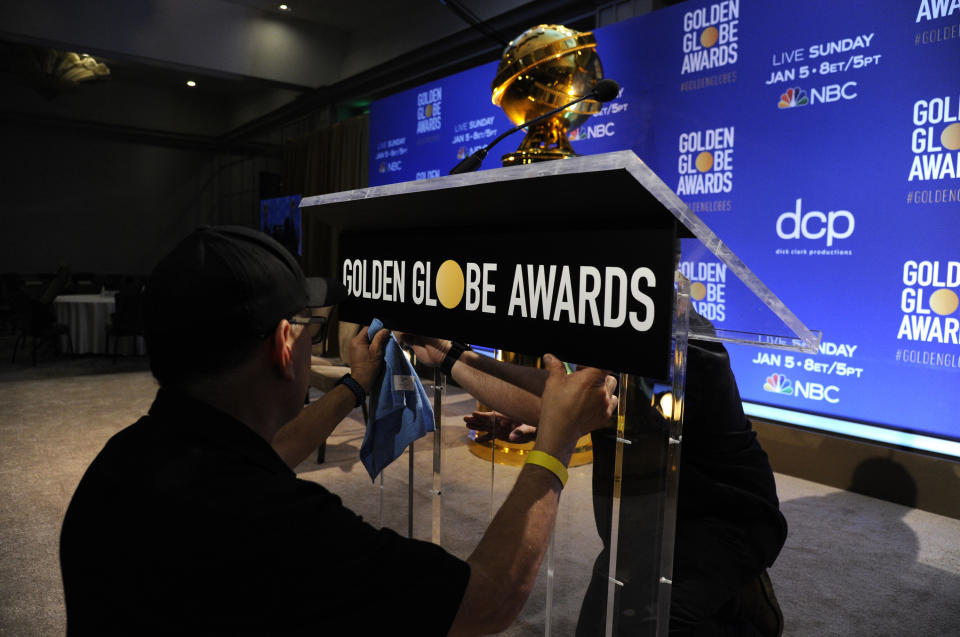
[534,355,618,460]
[349,326,390,392]
[465,411,537,443]
[395,332,450,368]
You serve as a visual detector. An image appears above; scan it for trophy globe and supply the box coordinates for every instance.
[492,24,605,166]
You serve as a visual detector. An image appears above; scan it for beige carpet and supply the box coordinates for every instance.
[1,357,959,635]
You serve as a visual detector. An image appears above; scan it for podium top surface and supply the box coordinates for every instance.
[302,151,684,233]
[301,151,819,353]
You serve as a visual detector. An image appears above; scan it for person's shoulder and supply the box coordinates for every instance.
[87,414,172,472]
[62,416,162,539]
[287,477,350,519]
[70,411,202,510]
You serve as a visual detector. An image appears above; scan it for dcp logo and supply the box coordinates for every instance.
[776,198,855,246]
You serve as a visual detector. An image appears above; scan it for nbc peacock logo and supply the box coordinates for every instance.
[778,87,808,109]
[763,373,793,395]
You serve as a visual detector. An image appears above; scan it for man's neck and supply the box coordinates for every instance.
[181,370,285,443]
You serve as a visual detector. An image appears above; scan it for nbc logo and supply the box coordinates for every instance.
[379,160,402,174]
[778,87,808,109]
[763,373,793,395]
[778,83,858,109]
[568,122,615,140]
[457,146,466,160]
[763,373,840,403]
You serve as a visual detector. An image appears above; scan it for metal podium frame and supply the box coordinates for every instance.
[301,151,818,636]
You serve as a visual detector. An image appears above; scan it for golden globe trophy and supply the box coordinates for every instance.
[492,24,605,166]
[465,24,608,465]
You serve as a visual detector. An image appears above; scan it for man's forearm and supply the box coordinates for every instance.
[398,351,616,636]
[448,463,562,636]
[449,356,600,636]
[271,385,359,468]
[450,351,548,425]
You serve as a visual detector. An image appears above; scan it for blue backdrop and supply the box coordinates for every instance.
[260,194,303,256]
[368,0,960,450]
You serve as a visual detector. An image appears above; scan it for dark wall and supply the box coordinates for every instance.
[754,419,960,520]
[0,122,279,276]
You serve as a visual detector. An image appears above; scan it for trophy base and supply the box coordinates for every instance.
[501,149,574,166]
[501,118,578,167]
[469,373,592,467]
[467,430,594,468]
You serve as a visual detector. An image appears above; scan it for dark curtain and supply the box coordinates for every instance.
[284,114,369,280]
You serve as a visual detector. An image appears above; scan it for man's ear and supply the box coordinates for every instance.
[270,319,296,380]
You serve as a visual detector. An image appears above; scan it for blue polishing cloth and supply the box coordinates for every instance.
[359,319,435,480]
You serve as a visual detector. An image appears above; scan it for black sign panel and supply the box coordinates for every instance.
[338,226,675,378]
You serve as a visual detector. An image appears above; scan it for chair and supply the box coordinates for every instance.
[101,273,123,291]
[117,275,145,294]
[10,292,74,365]
[38,267,71,303]
[0,273,22,334]
[105,291,144,362]
[21,274,52,300]
[309,309,366,463]
[71,273,101,294]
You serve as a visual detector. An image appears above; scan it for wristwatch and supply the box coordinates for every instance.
[335,373,366,408]
[440,341,471,376]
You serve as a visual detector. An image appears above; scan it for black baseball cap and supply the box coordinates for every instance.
[143,225,346,339]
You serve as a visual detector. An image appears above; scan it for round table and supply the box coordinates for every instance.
[52,293,144,355]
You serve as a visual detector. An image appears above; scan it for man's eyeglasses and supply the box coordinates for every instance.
[289,314,328,345]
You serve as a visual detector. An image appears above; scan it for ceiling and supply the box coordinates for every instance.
[221,0,445,32]
[0,0,617,153]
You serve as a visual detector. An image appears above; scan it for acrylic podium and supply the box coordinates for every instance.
[300,150,819,637]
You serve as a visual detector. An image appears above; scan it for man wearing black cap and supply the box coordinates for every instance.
[60,226,618,635]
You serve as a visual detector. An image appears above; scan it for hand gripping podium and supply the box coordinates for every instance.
[301,150,819,637]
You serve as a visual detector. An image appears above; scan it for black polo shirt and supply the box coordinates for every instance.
[60,388,469,635]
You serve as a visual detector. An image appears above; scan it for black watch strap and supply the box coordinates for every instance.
[440,341,471,376]
[335,373,366,408]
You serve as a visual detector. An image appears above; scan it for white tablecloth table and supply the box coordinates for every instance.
[52,293,144,355]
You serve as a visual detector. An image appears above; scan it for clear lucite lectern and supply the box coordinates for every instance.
[300,151,819,636]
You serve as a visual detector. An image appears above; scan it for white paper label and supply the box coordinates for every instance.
[393,375,417,391]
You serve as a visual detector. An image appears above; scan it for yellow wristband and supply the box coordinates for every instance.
[525,450,569,488]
